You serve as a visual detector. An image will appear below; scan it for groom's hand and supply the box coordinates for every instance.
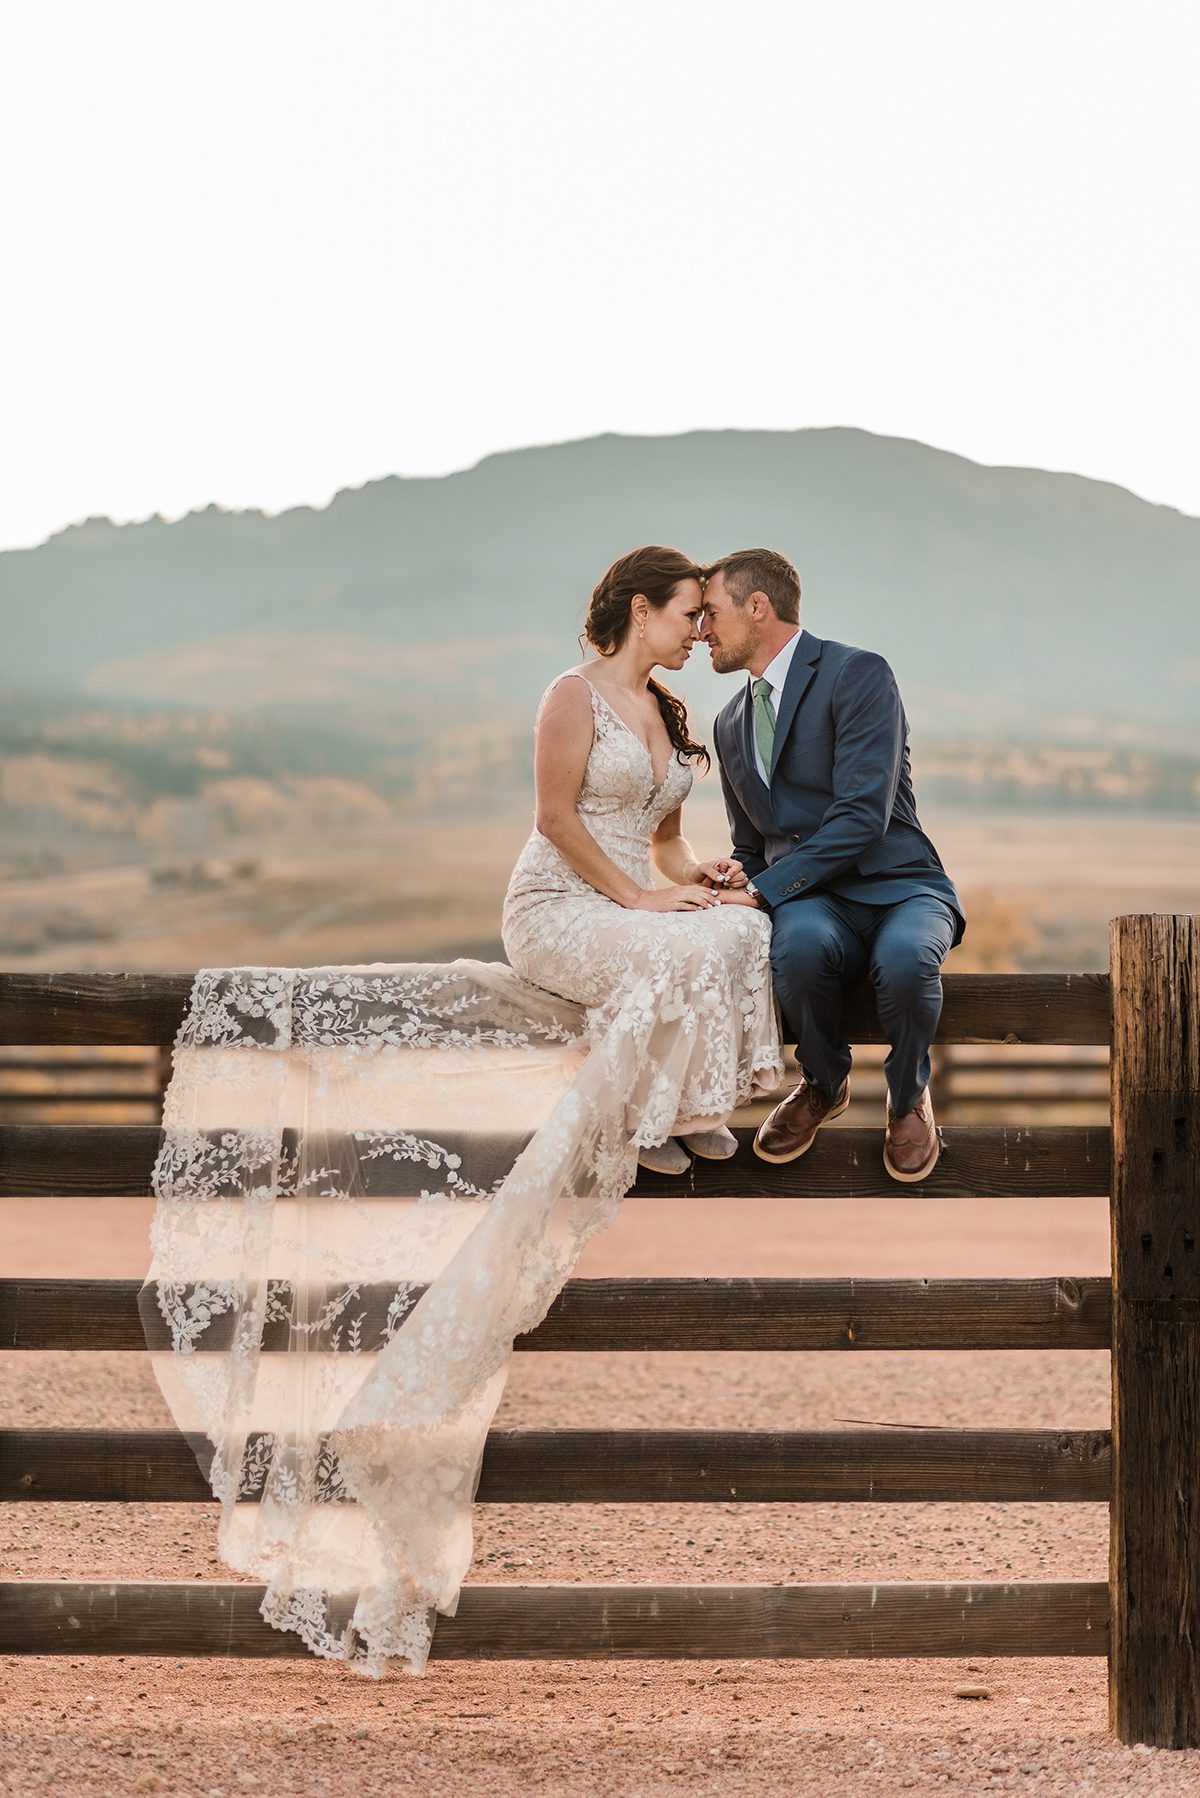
[695,858,747,890]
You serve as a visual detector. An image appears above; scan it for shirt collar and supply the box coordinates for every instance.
[752,629,802,697]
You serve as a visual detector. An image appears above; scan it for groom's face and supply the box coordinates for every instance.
[701,572,757,674]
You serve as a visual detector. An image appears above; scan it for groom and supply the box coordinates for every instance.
[701,548,965,1182]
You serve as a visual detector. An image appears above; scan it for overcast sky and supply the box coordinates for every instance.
[2,0,1196,550]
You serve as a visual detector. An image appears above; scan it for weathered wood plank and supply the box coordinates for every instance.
[0,1126,161,1197]
[0,1425,1112,1506]
[0,970,1112,1047]
[1,1275,1113,1352]
[1109,914,1200,1748]
[0,1124,1112,1198]
[0,1090,162,1106]
[0,1579,1110,1658]
[0,975,190,1048]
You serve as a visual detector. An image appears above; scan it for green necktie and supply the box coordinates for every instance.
[753,676,776,774]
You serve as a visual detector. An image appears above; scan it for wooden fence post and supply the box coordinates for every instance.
[1109,913,1200,1747]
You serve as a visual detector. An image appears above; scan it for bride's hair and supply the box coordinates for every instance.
[583,545,711,771]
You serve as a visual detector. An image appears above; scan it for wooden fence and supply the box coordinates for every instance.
[0,914,1196,1748]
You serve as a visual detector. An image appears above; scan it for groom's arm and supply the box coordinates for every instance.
[715,730,768,880]
[752,652,905,910]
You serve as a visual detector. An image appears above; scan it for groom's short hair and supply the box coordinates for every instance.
[704,549,801,623]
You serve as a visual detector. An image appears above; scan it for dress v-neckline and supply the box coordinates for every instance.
[581,677,673,795]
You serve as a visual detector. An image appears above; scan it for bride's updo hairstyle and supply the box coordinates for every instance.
[584,545,710,771]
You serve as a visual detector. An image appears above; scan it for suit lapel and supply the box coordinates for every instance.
[719,684,770,802]
[769,630,822,781]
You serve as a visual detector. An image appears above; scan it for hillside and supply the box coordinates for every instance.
[3,429,1198,739]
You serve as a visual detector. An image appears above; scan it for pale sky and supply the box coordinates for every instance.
[2,0,1197,551]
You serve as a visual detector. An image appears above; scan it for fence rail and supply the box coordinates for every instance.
[0,1579,1110,1660]
[0,970,1114,1046]
[0,1122,1113,1199]
[1,1274,1114,1352]
[0,1425,1112,1506]
[2,935,1197,1749]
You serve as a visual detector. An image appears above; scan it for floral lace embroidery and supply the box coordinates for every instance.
[139,670,782,1678]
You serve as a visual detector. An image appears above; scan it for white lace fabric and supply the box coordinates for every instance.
[503,676,782,1140]
[141,673,783,1676]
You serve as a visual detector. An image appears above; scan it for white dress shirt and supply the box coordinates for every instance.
[749,630,802,782]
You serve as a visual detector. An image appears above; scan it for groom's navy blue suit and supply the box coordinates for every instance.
[714,629,965,1116]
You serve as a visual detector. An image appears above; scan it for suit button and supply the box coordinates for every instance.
[790,834,801,844]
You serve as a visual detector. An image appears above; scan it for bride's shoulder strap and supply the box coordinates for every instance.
[536,668,598,723]
[539,668,597,708]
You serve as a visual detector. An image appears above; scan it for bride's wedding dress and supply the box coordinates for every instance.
[140,671,783,1676]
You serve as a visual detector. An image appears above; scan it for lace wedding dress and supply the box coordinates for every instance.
[139,671,782,1676]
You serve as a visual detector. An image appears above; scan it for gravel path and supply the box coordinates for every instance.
[6,1188,1198,1794]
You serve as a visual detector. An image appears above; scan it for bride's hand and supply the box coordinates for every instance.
[632,883,723,912]
[693,857,747,890]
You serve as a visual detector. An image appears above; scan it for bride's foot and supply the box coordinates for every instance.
[682,1125,739,1161]
[637,1137,691,1176]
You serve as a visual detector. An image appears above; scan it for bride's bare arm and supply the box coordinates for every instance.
[650,806,704,883]
[652,807,748,889]
[533,681,720,913]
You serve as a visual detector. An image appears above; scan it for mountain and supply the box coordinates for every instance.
[3,429,1197,739]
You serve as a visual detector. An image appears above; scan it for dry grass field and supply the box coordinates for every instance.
[1,793,1195,975]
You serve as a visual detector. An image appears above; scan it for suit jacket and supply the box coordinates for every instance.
[713,630,965,943]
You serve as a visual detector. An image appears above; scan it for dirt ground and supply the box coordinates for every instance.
[4,1185,1200,1794]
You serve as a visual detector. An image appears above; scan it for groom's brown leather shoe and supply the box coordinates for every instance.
[883,1089,940,1183]
[753,1075,850,1164]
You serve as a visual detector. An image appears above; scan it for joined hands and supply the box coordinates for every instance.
[631,857,760,912]
[694,857,748,890]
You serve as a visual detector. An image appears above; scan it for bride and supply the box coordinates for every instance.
[504,544,782,1173]
[139,545,783,1676]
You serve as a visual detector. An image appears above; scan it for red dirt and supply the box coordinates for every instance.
[5,1186,1199,1794]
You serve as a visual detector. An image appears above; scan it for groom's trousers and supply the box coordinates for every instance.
[768,892,958,1117]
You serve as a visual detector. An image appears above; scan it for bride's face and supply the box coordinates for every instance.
[641,578,704,671]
